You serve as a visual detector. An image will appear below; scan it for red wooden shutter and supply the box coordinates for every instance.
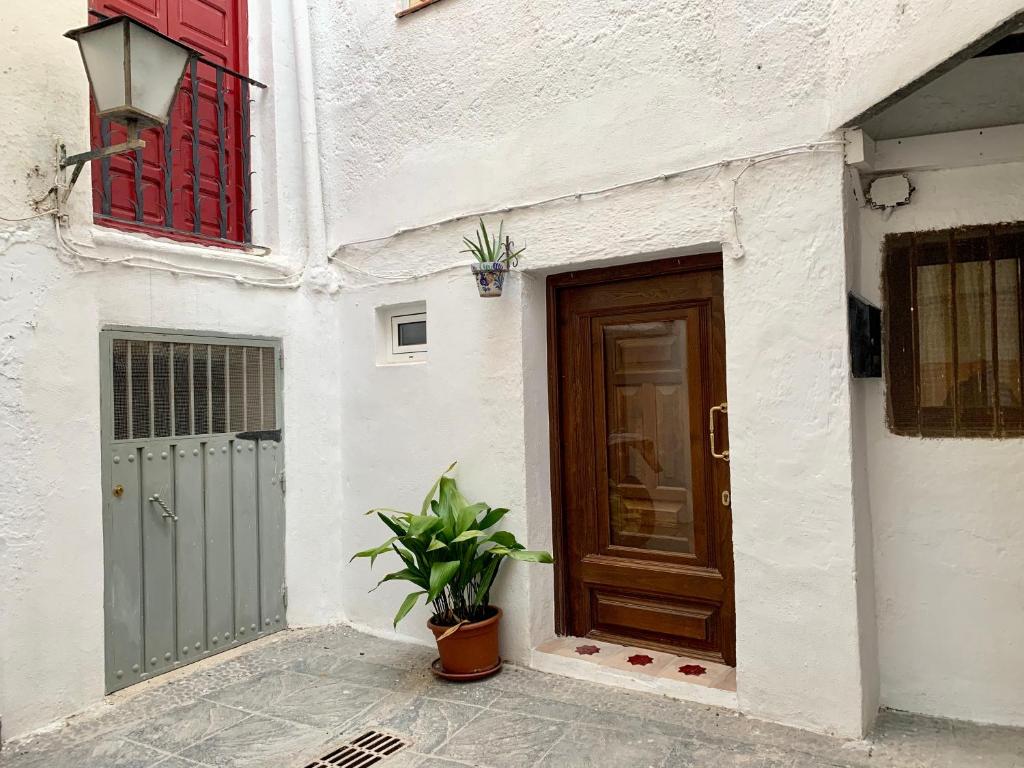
[88,0,248,245]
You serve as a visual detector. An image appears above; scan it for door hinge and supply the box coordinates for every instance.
[279,350,284,370]
[279,470,286,494]
[282,583,288,608]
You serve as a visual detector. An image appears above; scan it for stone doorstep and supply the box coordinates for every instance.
[531,636,739,710]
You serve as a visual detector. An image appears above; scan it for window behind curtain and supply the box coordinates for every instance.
[884,225,1024,437]
[88,0,248,245]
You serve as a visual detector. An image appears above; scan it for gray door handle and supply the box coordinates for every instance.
[148,494,178,522]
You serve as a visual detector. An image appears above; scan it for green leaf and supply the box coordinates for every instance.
[461,237,484,261]
[394,591,425,627]
[350,537,398,566]
[372,568,427,592]
[426,536,448,552]
[428,560,460,601]
[488,531,520,549]
[438,477,469,536]
[478,507,509,531]
[421,462,457,516]
[476,222,490,261]
[450,529,487,544]
[376,512,408,538]
[407,514,443,539]
[507,549,555,563]
[473,557,501,606]
[393,544,419,572]
[438,475,469,511]
[456,539,482,590]
[454,503,488,536]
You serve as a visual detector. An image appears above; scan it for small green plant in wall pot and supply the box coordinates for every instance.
[461,219,525,298]
[352,462,553,680]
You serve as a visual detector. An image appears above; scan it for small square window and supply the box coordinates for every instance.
[390,312,427,361]
[377,303,428,365]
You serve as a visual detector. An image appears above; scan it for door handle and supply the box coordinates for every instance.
[148,494,178,522]
[709,402,730,463]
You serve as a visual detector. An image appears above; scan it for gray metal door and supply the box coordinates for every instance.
[100,329,286,693]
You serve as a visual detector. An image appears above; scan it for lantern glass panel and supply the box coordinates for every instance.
[78,21,127,114]
[129,22,190,121]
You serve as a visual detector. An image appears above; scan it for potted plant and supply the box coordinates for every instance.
[461,219,525,297]
[352,462,552,679]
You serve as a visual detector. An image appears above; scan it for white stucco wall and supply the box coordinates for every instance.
[3,0,1020,744]
[328,145,877,739]
[308,0,1023,740]
[855,160,1024,728]
[0,0,345,741]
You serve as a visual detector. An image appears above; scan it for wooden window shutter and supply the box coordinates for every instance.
[88,0,249,246]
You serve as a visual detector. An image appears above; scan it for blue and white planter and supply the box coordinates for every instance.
[471,261,508,298]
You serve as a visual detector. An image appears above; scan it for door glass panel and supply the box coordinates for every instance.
[603,320,694,554]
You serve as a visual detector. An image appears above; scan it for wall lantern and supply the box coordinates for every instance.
[59,15,198,195]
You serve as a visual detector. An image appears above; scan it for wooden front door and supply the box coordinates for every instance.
[548,253,735,665]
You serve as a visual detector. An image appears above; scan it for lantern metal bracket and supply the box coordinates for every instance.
[58,121,145,202]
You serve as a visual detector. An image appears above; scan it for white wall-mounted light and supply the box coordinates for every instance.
[67,15,195,129]
[59,15,198,197]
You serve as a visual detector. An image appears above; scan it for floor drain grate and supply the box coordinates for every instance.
[303,730,410,767]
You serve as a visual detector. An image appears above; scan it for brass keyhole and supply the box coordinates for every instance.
[113,484,124,498]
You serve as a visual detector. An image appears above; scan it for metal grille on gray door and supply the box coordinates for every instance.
[111,339,277,440]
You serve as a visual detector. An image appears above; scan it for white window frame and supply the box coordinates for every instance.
[388,311,427,363]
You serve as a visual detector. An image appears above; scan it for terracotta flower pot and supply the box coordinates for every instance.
[470,262,507,297]
[428,607,502,676]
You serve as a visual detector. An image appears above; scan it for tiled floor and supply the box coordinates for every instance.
[2,625,1022,768]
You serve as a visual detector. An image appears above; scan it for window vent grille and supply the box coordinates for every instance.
[303,731,410,768]
[112,339,277,441]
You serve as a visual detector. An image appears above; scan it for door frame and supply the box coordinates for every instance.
[98,326,285,692]
[545,252,725,638]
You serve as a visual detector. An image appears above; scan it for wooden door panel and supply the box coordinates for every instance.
[580,557,726,601]
[549,253,735,664]
[591,590,719,645]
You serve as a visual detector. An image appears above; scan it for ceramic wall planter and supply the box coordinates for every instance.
[428,606,503,680]
[470,262,508,297]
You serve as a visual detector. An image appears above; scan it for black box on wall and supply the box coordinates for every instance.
[849,293,881,379]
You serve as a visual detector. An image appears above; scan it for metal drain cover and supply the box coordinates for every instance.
[304,730,410,767]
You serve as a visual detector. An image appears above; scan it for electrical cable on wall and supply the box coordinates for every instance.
[0,209,57,223]
[329,139,847,284]
[5,139,844,289]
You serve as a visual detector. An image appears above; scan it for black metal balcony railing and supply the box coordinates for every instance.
[89,11,267,249]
